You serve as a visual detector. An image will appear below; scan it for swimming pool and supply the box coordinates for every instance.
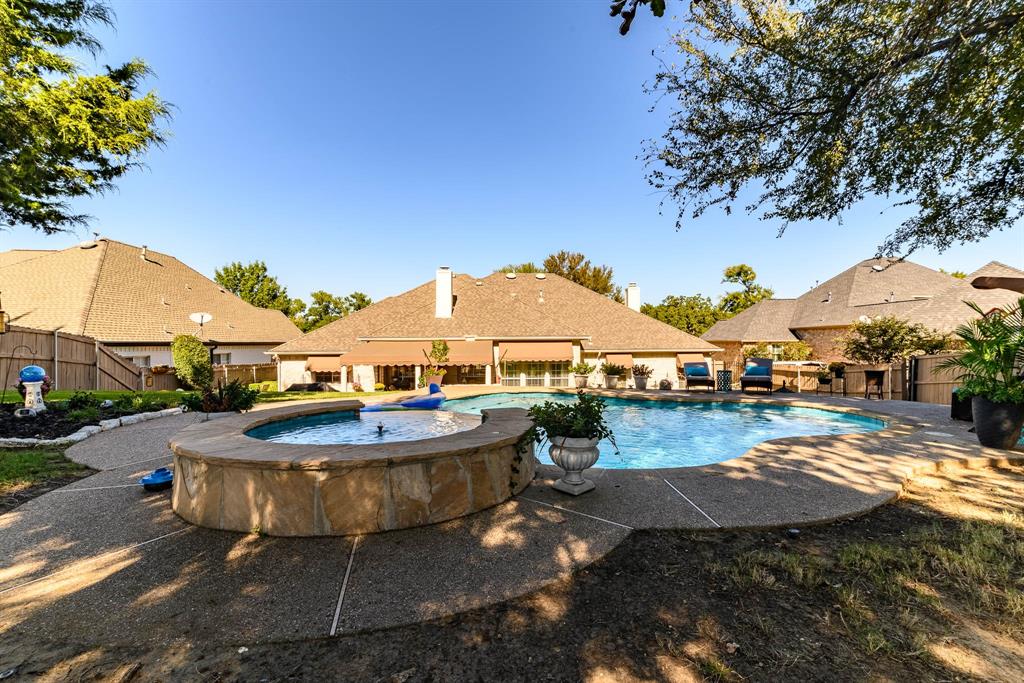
[246,409,480,445]
[443,392,884,469]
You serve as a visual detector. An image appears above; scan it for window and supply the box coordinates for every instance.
[130,356,151,368]
[212,353,231,366]
[767,345,784,361]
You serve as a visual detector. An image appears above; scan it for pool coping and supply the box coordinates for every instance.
[168,400,533,471]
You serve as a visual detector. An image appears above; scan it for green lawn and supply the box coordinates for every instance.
[0,389,189,406]
[0,448,89,491]
[255,390,403,403]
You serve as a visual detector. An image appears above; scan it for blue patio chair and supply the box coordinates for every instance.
[740,358,774,394]
[682,362,715,392]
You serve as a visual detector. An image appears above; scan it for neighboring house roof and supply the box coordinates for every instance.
[270,271,718,355]
[903,261,1024,333]
[0,239,300,344]
[701,299,799,343]
[788,258,957,329]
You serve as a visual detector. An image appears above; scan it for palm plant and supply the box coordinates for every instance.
[936,298,1024,405]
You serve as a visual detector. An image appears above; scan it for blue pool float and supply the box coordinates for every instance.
[139,467,173,492]
[362,384,446,412]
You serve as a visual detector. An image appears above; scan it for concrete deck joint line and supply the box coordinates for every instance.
[51,483,143,492]
[0,527,191,596]
[330,536,360,636]
[662,478,721,528]
[519,496,634,530]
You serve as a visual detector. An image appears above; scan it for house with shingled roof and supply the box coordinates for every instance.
[0,239,300,370]
[269,267,719,391]
[702,258,1024,376]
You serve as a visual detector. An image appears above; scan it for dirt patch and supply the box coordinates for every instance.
[2,466,1023,682]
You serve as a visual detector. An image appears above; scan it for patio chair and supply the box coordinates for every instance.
[864,369,885,399]
[740,358,774,394]
[681,362,715,392]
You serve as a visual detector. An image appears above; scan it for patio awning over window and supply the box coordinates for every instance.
[604,353,633,368]
[339,342,430,365]
[498,341,573,362]
[676,353,705,367]
[305,356,341,372]
[446,340,493,365]
[338,340,494,366]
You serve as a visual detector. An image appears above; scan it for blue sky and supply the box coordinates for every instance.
[5,0,1021,306]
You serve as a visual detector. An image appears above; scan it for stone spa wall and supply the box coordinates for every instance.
[169,401,536,537]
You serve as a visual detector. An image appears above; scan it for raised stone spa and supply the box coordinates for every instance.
[169,400,536,536]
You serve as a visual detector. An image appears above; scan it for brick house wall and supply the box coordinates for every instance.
[792,327,849,362]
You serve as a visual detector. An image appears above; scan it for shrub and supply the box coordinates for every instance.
[742,341,812,361]
[248,381,278,392]
[352,382,364,392]
[171,335,213,389]
[181,380,259,413]
[631,364,654,378]
[527,391,616,446]
[67,406,101,423]
[779,340,813,361]
[569,362,595,375]
[374,383,385,391]
[66,390,101,410]
[602,363,627,377]
[841,317,947,365]
[828,361,847,376]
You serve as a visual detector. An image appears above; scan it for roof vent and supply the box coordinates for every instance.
[161,297,169,306]
[475,280,483,286]
[823,291,832,303]
[505,272,517,279]
[140,245,148,260]
[871,264,885,272]
[535,273,546,280]
[78,241,97,249]
[538,289,545,304]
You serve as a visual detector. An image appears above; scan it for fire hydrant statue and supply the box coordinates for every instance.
[19,365,47,413]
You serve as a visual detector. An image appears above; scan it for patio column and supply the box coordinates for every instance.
[414,365,422,388]
[519,372,526,387]
[485,365,492,385]
[544,371,551,387]
[340,366,348,390]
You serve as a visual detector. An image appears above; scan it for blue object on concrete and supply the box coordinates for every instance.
[18,365,46,383]
[139,467,173,492]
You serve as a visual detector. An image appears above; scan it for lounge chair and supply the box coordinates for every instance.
[682,362,715,392]
[740,358,773,394]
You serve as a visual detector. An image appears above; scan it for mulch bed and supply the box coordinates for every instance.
[0,403,143,440]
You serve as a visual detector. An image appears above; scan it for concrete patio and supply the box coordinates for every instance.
[1,388,1021,650]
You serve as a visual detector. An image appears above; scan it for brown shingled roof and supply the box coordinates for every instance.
[701,299,799,343]
[270,271,718,355]
[788,258,957,329]
[903,262,1024,333]
[0,239,300,344]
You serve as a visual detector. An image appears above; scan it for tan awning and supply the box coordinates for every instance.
[305,356,341,372]
[676,353,704,367]
[339,340,494,366]
[339,341,430,365]
[446,340,493,365]
[604,353,633,368]
[498,341,573,362]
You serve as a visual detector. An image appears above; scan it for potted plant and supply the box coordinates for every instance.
[420,340,449,388]
[527,391,616,495]
[569,362,595,388]
[602,363,627,389]
[631,363,653,390]
[827,362,846,379]
[937,298,1024,448]
[816,368,832,386]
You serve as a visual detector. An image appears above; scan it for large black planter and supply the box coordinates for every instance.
[971,396,1024,449]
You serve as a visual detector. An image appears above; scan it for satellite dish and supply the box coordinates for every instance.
[189,312,213,325]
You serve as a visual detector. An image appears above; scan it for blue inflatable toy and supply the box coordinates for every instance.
[362,383,446,412]
[139,467,173,492]
[19,365,46,383]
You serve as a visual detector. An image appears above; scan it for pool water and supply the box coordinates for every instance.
[246,409,480,445]
[443,393,884,469]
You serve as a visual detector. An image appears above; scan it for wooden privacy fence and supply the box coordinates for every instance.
[0,325,142,392]
[213,363,277,386]
[909,353,962,405]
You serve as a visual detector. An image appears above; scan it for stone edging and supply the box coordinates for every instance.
[0,407,185,449]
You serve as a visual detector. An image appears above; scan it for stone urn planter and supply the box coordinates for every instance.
[549,436,600,495]
[575,375,588,389]
[972,396,1024,449]
[425,374,444,388]
[634,376,648,390]
[605,375,619,389]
